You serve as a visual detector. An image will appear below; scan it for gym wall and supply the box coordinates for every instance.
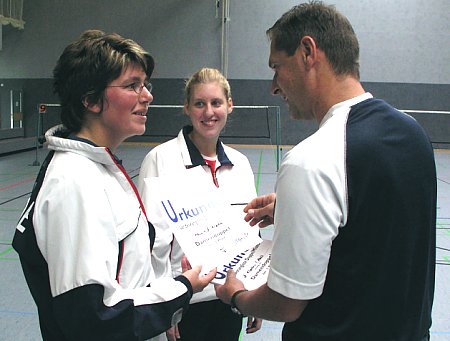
[0,0,449,151]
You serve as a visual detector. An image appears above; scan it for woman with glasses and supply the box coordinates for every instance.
[138,67,262,341]
[13,30,216,341]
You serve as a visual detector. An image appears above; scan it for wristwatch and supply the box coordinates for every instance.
[230,289,248,316]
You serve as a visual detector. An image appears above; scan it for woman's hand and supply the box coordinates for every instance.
[181,256,217,293]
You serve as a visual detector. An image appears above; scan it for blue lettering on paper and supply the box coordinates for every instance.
[215,252,247,280]
[161,200,178,222]
[161,200,216,223]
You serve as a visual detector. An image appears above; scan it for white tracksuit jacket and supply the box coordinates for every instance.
[13,125,193,341]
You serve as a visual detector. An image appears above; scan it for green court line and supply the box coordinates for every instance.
[255,150,263,195]
[0,246,18,260]
[437,221,450,226]
[273,146,280,170]
[0,246,14,257]
[440,256,450,265]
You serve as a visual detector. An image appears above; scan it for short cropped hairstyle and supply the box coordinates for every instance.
[184,67,232,105]
[267,1,360,78]
[53,29,154,132]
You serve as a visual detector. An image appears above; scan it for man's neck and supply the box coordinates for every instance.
[314,75,365,124]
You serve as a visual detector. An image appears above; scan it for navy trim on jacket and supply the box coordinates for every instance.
[182,125,233,167]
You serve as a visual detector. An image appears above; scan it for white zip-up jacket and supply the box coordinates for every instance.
[138,126,258,304]
[13,125,193,341]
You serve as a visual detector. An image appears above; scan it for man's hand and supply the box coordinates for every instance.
[244,193,276,228]
[214,269,246,304]
[245,316,262,334]
[165,325,179,341]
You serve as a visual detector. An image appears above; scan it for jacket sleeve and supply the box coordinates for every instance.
[53,277,192,341]
[138,148,176,280]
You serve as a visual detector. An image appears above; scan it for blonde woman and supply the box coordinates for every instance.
[138,68,262,341]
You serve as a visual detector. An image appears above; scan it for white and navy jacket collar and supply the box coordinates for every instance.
[181,125,233,168]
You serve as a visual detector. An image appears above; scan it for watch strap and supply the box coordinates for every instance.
[230,289,248,316]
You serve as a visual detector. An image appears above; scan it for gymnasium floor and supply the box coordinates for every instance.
[0,143,449,340]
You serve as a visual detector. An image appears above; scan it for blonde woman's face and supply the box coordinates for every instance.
[185,81,232,141]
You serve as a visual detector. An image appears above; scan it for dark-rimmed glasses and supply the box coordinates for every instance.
[106,81,152,95]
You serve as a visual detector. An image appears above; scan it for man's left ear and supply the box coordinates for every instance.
[299,36,317,68]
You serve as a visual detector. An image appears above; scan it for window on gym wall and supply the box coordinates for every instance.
[0,0,25,29]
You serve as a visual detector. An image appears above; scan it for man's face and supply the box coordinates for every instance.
[268,42,314,120]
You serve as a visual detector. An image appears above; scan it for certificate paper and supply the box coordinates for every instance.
[142,167,272,289]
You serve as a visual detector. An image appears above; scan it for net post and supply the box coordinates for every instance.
[30,104,42,166]
[30,103,61,166]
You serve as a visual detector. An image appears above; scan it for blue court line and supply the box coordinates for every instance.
[0,309,36,316]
